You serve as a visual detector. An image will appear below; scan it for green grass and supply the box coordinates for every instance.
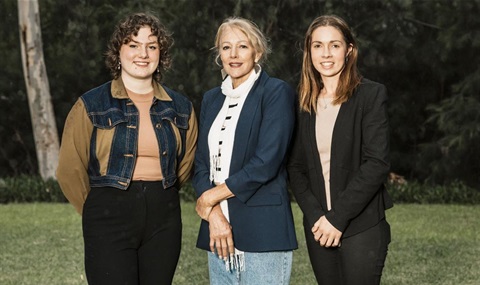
[0,203,478,285]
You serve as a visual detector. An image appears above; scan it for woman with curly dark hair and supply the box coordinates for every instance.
[57,12,197,284]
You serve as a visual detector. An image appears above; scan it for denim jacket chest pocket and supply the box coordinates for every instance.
[87,108,130,178]
[89,108,128,129]
[151,107,189,168]
[147,106,189,187]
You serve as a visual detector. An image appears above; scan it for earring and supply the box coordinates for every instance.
[215,55,222,67]
[117,62,121,70]
[156,67,160,73]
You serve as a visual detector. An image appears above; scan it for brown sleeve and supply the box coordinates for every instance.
[177,106,198,187]
[56,99,93,214]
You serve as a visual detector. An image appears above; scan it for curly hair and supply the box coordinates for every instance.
[105,12,173,82]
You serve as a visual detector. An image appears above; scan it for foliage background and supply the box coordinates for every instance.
[1,0,479,190]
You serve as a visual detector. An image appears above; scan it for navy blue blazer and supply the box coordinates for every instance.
[287,79,393,238]
[194,71,298,252]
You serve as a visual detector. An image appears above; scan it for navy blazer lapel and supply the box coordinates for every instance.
[229,73,265,173]
[204,89,226,133]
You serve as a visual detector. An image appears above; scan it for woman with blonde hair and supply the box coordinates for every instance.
[194,17,297,284]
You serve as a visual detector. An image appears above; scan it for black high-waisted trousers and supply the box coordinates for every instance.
[82,181,182,285]
[305,218,391,285]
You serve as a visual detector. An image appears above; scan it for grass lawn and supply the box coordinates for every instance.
[0,202,478,284]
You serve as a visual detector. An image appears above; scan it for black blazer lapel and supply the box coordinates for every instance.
[330,96,355,170]
[306,111,330,210]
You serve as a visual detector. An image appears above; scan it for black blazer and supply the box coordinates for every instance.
[287,78,393,238]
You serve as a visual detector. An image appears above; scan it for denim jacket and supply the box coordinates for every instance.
[57,78,197,214]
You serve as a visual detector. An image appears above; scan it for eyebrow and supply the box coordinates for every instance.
[221,40,249,45]
[130,39,158,45]
[312,40,343,44]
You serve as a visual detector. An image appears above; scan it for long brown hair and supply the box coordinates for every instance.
[298,15,362,113]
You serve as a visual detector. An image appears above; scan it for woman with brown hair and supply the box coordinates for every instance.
[288,15,393,285]
[57,12,197,284]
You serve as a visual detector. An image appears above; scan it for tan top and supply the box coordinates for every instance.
[127,89,163,181]
[315,98,340,210]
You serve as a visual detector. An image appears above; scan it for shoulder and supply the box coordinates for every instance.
[254,71,296,108]
[204,86,222,98]
[258,71,294,93]
[201,86,223,105]
[81,81,112,101]
[158,84,194,116]
[355,78,387,98]
[161,84,192,105]
[350,78,388,105]
[80,81,116,113]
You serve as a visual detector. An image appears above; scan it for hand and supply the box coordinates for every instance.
[312,215,342,247]
[208,205,235,260]
[196,184,234,221]
[196,191,214,220]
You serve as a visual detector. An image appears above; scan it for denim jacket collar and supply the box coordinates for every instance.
[111,77,172,102]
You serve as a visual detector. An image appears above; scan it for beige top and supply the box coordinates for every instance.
[127,89,163,181]
[315,98,341,210]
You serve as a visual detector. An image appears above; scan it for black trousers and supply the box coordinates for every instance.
[82,181,182,285]
[305,218,391,285]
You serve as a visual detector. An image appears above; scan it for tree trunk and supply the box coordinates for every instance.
[18,0,59,180]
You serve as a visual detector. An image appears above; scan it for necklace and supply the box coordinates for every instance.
[321,95,328,109]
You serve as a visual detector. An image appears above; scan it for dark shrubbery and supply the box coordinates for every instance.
[387,180,480,204]
[0,176,198,203]
[1,176,478,204]
[0,175,66,203]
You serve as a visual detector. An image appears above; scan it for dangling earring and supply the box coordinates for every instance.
[254,61,261,73]
[345,56,349,63]
[156,66,160,73]
[117,62,121,70]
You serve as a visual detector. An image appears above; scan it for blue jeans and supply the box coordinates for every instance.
[207,250,293,285]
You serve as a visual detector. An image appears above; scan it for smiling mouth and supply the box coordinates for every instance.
[229,63,242,67]
[320,62,334,68]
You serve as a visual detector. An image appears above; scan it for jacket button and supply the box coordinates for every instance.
[156,123,162,129]
[162,151,167,156]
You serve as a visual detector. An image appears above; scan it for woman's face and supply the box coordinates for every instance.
[310,26,352,81]
[219,26,261,88]
[119,26,160,83]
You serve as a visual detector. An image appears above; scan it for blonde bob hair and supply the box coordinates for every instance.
[213,17,271,66]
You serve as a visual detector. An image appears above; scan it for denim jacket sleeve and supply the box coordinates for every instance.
[56,99,93,214]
